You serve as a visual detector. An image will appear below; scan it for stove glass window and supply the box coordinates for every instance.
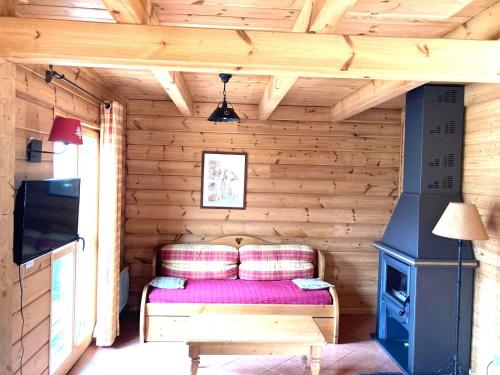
[386,265,408,304]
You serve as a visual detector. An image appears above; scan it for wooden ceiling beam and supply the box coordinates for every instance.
[445,0,500,40]
[142,0,160,25]
[257,0,314,120]
[102,0,194,115]
[0,0,16,17]
[0,18,499,83]
[309,0,358,34]
[258,75,298,120]
[331,0,500,122]
[151,68,194,116]
[292,0,314,32]
[258,0,358,120]
[331,80,424,121]
[101,0,159,25]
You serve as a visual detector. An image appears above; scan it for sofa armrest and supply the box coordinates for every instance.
[329,286,340,344]
[139,283,150,343]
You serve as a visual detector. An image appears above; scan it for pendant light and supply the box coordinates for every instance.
[208,73,240,123]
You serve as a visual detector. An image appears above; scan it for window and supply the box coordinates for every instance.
[50,128,99,375]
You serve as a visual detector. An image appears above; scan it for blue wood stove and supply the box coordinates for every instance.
[374,85,477,374]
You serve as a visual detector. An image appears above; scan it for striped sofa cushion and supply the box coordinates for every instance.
[160,244,239,279]
[238,244,315,280]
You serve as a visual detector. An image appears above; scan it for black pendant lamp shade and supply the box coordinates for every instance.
[208,73,240,123]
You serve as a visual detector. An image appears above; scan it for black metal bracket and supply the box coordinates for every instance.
[27,138,65,163]
[27,138,42,163]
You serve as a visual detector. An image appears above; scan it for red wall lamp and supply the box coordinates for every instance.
[27,116,83,163]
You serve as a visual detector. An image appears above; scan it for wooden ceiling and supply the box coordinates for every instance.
[15,0,496,36]
[85,69,377,108]
[16,0,114,22]
[184,73,270,105]
[11,0,500,115]
[281,77,367,107]
[91,68,168,100]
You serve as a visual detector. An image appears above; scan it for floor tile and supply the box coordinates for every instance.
[69,313,398,375]
[322,344,389,375]
[378,359,403,372]
[198,354,240,370]
[207,358,269,375]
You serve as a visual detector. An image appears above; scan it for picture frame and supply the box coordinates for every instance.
[200,151,247,209]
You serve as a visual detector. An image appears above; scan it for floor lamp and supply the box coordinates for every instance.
[432,202,489,375]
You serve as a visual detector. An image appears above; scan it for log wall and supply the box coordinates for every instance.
[463,83,500,375]
[10,64,103,375]
[0,59,16,375]
[125,100,402,312]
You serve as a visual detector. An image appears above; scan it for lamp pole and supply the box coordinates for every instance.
[433,202,488,375]
[452,239,463,375]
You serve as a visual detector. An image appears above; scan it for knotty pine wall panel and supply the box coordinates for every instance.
[10,64,102,375]
[463,83,500,375]
[0,59,16,375]
[6,65,55,375]
[125,100,403,313]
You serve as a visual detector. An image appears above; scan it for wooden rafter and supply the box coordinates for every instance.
[292,0,314,33]
[141,0,159,25]
[309,0,358,34]
[258,75,299,120]
[151,68,194,116]
[101,0,159,25]
[331,0,500,122]
[0,18,499,83]
[102,0,193,115]
[331,80,424,122]
[445,0,500,40]
[258,0,357,120]
[257,0,316,120]
[0,0,16,17]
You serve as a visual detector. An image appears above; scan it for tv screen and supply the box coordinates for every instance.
[14,178,81,265]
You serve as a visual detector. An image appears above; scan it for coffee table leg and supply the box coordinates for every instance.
[310,346,322,375]
[189,345,200,375]
[190,357,200,375]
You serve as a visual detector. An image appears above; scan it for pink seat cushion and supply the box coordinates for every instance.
[148,279,332,305]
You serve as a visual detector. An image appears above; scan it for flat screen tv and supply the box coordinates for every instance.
[14,178,81,265]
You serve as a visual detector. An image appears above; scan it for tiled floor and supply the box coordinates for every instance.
[70,314,401,375]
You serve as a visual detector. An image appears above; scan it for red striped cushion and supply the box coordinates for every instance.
[239,266,314,281]
[239,246,315,262]
[162,265,238,280]
[160,244,239,280]
[238,244,315,280]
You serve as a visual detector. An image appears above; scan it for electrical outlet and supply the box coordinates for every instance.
[494,353,500,367]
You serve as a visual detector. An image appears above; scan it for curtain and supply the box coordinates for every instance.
[95,102,125,346]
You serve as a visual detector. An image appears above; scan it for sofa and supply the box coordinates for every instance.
[139,236,339,344]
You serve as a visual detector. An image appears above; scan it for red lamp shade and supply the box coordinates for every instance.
[48,116,83,145]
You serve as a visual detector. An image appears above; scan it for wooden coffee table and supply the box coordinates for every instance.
[185,314,326,375]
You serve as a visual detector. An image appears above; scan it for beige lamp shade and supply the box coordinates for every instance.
[432,202,489,240]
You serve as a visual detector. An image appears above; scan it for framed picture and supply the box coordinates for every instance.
[201,151,247,209]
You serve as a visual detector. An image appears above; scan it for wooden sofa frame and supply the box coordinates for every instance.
[139,236,339,344]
